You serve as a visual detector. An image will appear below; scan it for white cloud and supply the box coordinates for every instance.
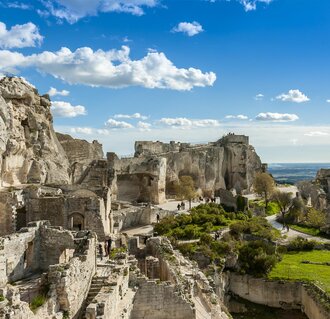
[96,129,111,135]
[255,112,299,122]
[159,117,220,129]
[172,21,204,37]
[48,87,70,97]
[6,2,32,10]
[0,46,216,91]
[114,112,148,120]
[105,118,134,129]
[239,0,272,11]
[225,114,249,120]
[70,127,93,134]
[254,93,264,100]
[137,121,152,131]
[51,101,87,118]
[326,99,330,103]
[276,89,310,103]
[304,131,329,137]
[40,0,159,23]
[0,21,43,49]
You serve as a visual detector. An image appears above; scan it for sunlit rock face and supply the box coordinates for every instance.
[135,134,263,195]
[0,77,70,186]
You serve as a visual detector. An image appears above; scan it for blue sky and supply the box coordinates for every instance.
[0,0,330,162]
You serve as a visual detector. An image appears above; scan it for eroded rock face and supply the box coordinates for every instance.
[56,133,104,183]
[135,134,263,195]
[0,77,70,186]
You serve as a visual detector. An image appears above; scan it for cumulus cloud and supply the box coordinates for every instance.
[255,112,299,122]
[0,21,43,49]
[137,121,152,131]
[172,21,204,37]
[114,112,148,120]
[254,93,264,100]
[70,127,93,134]
[239,0,273,11]
[304,131,329,137]
[39,0,159,23]
[225,114,249,120]
[276,89,310,103]
[0,46,216,91]
[51,101,87,118]
[47,87,70,97]
[159,117,220,129]
[105,118,134,129]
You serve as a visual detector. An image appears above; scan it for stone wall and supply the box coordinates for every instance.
[47,233,96,318]
[131,280,195,319]
[56,133,104,183]
[228,273,330,319]
[0,221,43,285]
[110,155,167,204]
[133,135,262,196]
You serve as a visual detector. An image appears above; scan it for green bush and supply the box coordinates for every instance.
[238,241,279,276]
[287,237,317,251]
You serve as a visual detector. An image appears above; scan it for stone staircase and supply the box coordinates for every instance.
[85,276,107,305]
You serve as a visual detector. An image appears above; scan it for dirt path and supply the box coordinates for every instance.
[266,214,330,243]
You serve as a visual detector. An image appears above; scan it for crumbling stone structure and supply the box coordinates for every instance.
[134,134,262,196]
[0,220,97,318]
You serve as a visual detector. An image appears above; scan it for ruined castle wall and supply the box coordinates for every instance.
[0,224,42,285]
[39,226,75,271]
[134,141,182,157]
[48,236,96,318]
[26,197,67,229]
[301,286,330,319]
[0,191,15,235]
[131,280,195,319]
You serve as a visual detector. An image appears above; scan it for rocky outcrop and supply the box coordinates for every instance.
[56,133,104,183]
[0,77,70,186]
[135,134,263,195]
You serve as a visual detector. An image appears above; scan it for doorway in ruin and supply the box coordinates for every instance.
[16,206,27,231]
[68,213,85,231]
[24,241,34,270]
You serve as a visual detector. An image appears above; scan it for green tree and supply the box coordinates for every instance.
[253,173,275,210]
[271,190,303,224]
[174,175,197,209]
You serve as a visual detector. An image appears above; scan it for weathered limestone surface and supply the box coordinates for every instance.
[227,273,330,319]
[57,133,104,183]
[0,77,70,187]
[109,153,166,204]
[134,134,263,195]
[0,222,97,319]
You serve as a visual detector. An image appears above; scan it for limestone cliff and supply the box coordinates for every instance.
[56,133,104,183]
[135,134,263,195]
[0,77,70,186]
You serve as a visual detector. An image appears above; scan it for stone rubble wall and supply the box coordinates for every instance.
[47,234,96,318]
[130,280,195,319]
[228,273,330,319]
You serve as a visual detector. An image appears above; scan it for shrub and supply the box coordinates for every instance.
[238,241,279,276]
[287,237,317,251]
[30,295,47,311]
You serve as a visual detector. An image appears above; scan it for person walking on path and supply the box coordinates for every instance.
[98,243,103,261]
[156,213,160,223]
[107,237,112,255]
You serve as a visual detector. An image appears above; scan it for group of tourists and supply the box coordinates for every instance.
[177,201,186,211]
[98,237,113,260]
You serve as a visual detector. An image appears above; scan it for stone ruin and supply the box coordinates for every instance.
[297,168,330,233]
[0,77,265,318]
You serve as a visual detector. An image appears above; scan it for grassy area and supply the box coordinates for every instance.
[289,224,321,236]
[268,250,330,293]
